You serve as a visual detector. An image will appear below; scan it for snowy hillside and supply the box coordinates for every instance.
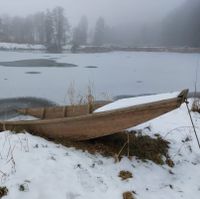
[0,95,200,199]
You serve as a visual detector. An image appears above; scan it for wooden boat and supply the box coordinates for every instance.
[0,89,188,141]
[17,101,111,119]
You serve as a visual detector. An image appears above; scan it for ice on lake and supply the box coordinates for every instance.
[0,50,199,104]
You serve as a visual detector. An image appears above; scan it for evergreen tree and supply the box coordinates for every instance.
[93,17,106,46]
[44,10,55,51]
[51,6,70,52]
[0,18,2,41]
[72,16,88,46]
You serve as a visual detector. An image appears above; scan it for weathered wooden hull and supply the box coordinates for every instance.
[0,90,188,141]
[17,102,110,119]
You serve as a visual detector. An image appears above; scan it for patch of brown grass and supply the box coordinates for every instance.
[123,191,135,199]
[119,170,133,180]
[0,187,8,198]
[191,99,200,113]
[53,131,172,165]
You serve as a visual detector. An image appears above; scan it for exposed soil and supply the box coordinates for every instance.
[0,187,8,198]
[53,131,172,165]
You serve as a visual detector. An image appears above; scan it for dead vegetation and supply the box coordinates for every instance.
[191,98,200,113]
[123,191,135,199]
[53,131,172,166]
[0,187,8,198]
[19,183,29,192]
[119,170,133,180]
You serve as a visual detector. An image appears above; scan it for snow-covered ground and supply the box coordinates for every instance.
[0,94,200,199]
[0,42,73,51]
[0,43,45,51]
[0,50,199,104]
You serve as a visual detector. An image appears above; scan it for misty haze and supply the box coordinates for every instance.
[0,1,200,199]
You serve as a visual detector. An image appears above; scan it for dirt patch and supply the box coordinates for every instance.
[0,187,8,198]
[53,131,172,165]
[123,191,135,199]
[119,171,133,180]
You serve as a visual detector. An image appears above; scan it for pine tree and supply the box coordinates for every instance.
[72,16,88,46]
[93,17,105,46]
[44,7,70,52]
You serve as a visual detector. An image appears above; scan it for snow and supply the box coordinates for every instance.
[95,91,179,112]
[0,42,73,51]
[1,94,200,199]
[0,43,45,51]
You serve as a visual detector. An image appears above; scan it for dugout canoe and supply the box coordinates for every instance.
[0,89,188,141]
[17,101,111,119]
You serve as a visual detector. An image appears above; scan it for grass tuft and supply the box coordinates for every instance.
[0,187,8,198]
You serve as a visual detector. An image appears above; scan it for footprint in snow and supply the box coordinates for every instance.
[77,169,95,192]
[66,192,81,199]
[96,176,108,192]
[77,168,108,192]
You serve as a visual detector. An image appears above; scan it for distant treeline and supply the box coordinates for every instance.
[0,7,69,52]
[162,0,200,47]
[0,0,199,52]
[0,7,106,52]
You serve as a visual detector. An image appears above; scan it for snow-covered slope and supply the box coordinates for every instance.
[0,97,200,199]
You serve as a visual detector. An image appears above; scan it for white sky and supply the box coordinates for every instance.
[0,0,186,26]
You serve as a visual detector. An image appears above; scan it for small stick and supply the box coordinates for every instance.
[127,133,130,158]
[115,141,128,162]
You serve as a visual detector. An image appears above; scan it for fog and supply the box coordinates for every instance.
[1,0,199,49]
[0,0,185,25]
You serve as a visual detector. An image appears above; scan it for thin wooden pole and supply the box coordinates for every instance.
[185,100,200,149]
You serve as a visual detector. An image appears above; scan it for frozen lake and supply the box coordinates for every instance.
[0,50,199,104]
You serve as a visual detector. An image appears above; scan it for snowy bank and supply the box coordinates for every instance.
[0,96,200,199]
[0,43,45,51]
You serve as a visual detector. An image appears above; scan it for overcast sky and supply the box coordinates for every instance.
[0,0,186,26]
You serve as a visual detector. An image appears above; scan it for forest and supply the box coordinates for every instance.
[0,0,199,52]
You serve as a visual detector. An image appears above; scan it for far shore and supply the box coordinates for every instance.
[0,42,200,54]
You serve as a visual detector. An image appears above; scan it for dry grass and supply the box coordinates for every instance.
[123,191,135,199]
[119,171,133,180]
[67,81,96,106]
[52,131,172,166]
[0,187,8,198]
[191,98,200,113]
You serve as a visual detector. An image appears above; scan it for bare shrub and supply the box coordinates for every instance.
[67,81,96,106]
[191,98,200,113]
[67,81,76,105]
